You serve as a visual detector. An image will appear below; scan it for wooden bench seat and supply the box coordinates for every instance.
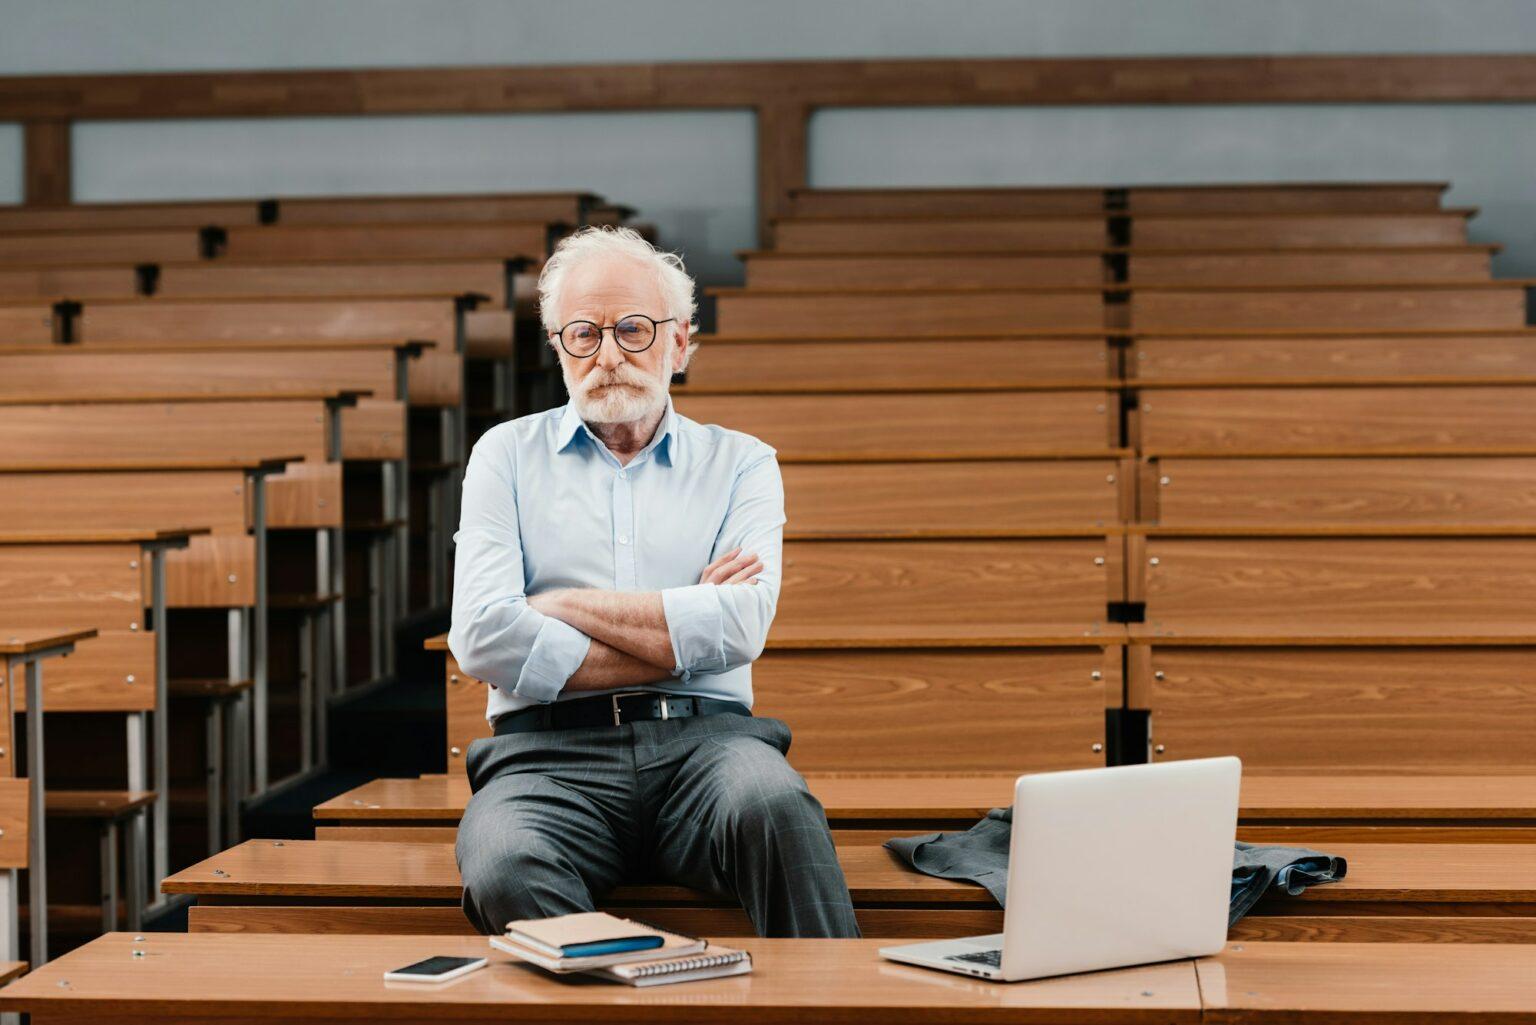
[677,337,1116,393]
[314,772,1536,844]
[1136,385,1536,455]
[676,391,1121,460]
[786,182,1451,217]
[1127,331,1536,386]
[161,837,1536,941]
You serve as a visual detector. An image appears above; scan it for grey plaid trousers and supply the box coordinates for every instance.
[456,711,860,938]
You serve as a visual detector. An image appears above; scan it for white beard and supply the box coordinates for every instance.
[564,345,674,425]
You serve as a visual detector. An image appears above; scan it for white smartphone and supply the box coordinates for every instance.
[382,955,488,983]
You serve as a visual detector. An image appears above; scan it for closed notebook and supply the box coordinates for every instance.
[493,912,705,973]
[590,945,753,987]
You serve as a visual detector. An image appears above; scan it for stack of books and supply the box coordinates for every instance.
[490,911,753,987]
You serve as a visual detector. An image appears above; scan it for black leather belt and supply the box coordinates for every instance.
[493,691,750,736]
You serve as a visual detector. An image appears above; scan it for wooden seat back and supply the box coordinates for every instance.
[1128,248,1492,286]
[712,288,1104,336]
[1132,212,1469,248]
[1131,285,1527,332]
[221,222,547,263]
[773,217,1106,253]
[0,229,202,267]
[1128,333,1536,385]
[743,253,1105,289]
[1137,386,1536,455]
[676,391,1119,460]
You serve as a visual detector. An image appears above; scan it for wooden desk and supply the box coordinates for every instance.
[4,935,1532,1024]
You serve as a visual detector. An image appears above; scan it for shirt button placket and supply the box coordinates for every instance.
[614,469,636,589]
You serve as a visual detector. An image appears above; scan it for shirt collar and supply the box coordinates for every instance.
[555,396,678,467]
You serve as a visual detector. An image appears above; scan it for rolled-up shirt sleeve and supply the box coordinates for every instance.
[448,435,591,703]
[661,447,785,681]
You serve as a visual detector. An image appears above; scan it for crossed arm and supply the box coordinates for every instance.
[530,547,765,691]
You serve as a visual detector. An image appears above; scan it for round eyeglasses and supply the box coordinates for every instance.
[552,315,677,358]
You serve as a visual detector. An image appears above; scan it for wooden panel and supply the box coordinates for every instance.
[0,229,200,266]
[464,308,513,358]
[0,304,57,345]
[164,534,256,608]
[781,459,1124,535]
[773,217,1105,253]
[266,461,344,530]
[1126,184,1449,214]
[10,630,155,713]
[1134,213,1469,248]
[1131,287,1525,331]
[0,266,138,300]
[223,222,547,262]
[79,298,457,349]
[275,193,587,226]
[1140,386,1536,455]
[773,538,1110,641]
[714,290,1104,336]
[0,348,398,403]
[0,470,247,534]
[787,187,1106,218]
[1149,457,1536,527]
[157,260,509,306]
[0,200,257,232]
[745,253,1104,289]
[407,349,464,407]
[1146,646,1536,772]
[1143,536,1536,630]
[0,544,144,631]
[1130,334,1536,384]
[0,778,28,869]
[338,399,406,461]
[0,400,328,466]
[22,121,70,206]
[1131,249,1491,285]
[753,647,1111,771]
[680,338,1111,393]
[444,653,486,767]
[676,391,1116,460]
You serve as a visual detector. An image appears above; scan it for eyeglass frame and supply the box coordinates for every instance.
[550,314,679,358]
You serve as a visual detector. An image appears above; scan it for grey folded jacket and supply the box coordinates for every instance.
[885,807,1347,927]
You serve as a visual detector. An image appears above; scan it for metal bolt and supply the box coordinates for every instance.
[1155,744,1166,754]
[449,674,459,683]
[0,748,7,757]
[1095,404,1106,413]
[1091,743,1104,753]
[135,936,145,942]
[126,675,136,684]
[450,746,462,757]
[1154,671,1165,681]
[1142,990,1154,997]
[1159,476,1171,486]
[132,950,145,958]
[227,574,238,583]
[1090,670,1102,681]
[213,868,227,876]
[1093,556,1105,566]
[273,841,285,847]
[130,622,139,631]
[1149,557,1160,566]
[1105,474,1116,483]
[1142,404,1151,412]
[129,560,139,570]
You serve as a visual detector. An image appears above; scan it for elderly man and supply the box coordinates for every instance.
[449,226,859,938]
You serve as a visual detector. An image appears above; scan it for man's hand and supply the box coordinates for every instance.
[699,546,764,586]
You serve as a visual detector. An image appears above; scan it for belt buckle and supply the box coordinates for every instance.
[609,690,647,726]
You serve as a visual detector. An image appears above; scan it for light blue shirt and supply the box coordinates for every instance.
[449,396,784,724]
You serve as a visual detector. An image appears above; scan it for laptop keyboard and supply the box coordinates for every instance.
[946,949,1002,968]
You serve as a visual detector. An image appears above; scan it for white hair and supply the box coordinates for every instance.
[538,226,699,361]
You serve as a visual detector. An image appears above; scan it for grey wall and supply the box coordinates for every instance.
[2,1,1535,280]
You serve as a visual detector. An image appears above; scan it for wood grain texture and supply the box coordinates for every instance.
[0,544,144,632]
[1133,212,1469,248]
[0,228,199,266]
[1148,456,1536,527]
[338,399,406,461]
[157,260,509,306]
[1197,942,1536,1022]
[0,626,96,655]
[787,187,1107,218]
[675,391,1117,460]
[773,538,1110,639]
[78,297,457,349]
[1129,248,1492,285]
[713,289,1105,336]
[265,461,344,529]
[0,265,138,300]
[773,217,1106,252]
[1131,286,1525,331]
[8,630,154,713]
[21,121,69,206]
[0,400,329,466]
[223,222,547,263]
[744,253,1105,289]
[0,932,1201,1023]
[0,304,59,345]
[1130,333,1536,384]
[163,534,256,607]
[680,338,1113,393]
[780,459,1125,535]
[1139,386,1536,454]
[1143,535,1536,629]
[0,778,27,869]
[0,347,397,404]
[1143,646,1536,772]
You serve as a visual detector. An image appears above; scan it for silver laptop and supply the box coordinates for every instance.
[880,756,1240,982]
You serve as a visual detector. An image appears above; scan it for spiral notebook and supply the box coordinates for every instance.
[588,945,753,987]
